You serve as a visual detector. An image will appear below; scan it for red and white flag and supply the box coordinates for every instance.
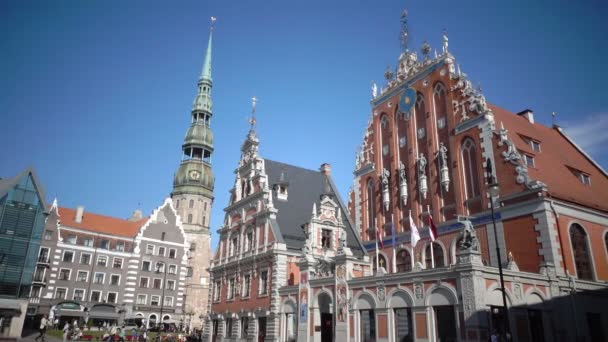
[428,214,438,242]
[376,226,384,249]
[409,212,420,247]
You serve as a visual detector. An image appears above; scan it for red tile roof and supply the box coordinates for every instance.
[492,104,608,213]
[57,206,147,237]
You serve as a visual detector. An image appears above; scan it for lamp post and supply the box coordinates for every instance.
[486,159,511,340]
[156,262,168,334]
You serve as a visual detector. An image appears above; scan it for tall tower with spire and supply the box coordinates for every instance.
[171,16,217,328]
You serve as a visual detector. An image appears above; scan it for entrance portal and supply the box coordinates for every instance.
[317,293,333,342]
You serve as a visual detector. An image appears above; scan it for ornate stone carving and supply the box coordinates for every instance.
[417,154,428,199]
[398,161,408,205]
[457,219,479,251]
[312,257,335,278]
[377,284,386,302]
[414,283,423,300]
[438,142,450,192]
[381,168,390,211]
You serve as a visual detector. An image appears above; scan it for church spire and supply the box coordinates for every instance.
[200,16,216,82]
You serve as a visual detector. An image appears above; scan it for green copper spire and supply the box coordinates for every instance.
[200,17,216,82]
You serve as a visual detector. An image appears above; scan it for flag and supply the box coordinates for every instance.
[409,212,420,247]
[376,226,384,249]
[391,220,396,247]
[428,214,438,242]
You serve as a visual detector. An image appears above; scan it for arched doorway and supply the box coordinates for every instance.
[429,288,457,342]
[317,292,333,342]
[282,301,297,342]
[355,293,376,342]
[389,291,414,342]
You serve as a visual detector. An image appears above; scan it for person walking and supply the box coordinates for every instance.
[35,315,48,341]
[62,322,70,342]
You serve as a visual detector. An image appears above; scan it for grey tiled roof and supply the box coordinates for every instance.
[264,159,365,255]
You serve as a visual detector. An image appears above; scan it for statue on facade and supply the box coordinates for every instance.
[457,219,479,251]
[442,29,449,54]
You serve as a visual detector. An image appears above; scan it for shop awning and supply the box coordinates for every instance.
[57,309,86,317]
[89,311,120,319]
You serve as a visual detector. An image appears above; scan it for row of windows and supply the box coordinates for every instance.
[57,250,124,269]
[136,294,174,307]
[373,244,446,272]
[227,230,256,257]
[56,269,121,285]
[141,261,178,274]
[175,199,208,211]
[138,277,177,290]
[214,270,268,302]
[61,234,127,251]
[53,287,118,304]
[145,244,178,258]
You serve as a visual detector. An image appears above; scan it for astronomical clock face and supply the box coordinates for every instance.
[189,170,201,180]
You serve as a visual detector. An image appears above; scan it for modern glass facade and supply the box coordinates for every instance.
[0,172,45,298]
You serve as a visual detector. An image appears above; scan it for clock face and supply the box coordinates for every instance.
[189,170,201,180]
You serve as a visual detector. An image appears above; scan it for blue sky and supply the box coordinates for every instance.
[1,0,607,250]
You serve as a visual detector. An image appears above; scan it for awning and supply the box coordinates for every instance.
[89,311,120,319]
[57,309,86,317]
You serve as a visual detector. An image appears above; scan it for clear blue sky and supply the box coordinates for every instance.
[2,0,607,250]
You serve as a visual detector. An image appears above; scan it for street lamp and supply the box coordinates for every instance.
[486,159,511,340]
[156,262,168,333]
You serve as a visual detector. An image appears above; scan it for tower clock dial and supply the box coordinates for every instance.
[189,170,201,180]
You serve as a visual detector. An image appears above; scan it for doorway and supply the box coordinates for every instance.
[258,317,267,342]
[317,292,333,342]
[434,305,456,342]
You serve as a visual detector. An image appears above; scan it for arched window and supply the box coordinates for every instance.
[189,199,194,209]
[433,82,448,129]
[461,138,480,200]
[187,214,193,224]
[415,93,426,140]
[396,250,412,272]
[373,255,388,272]
[570,224,593,280]
[425,243,445,268]
[175,200,180,209]
[367,179,375,239]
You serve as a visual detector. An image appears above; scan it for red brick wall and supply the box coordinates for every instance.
[503,215,542,273]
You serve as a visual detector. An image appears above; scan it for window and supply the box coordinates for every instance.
[80,253,91,265]
[393,308,413,342]
[461,138,480,200]
[113,258,123,269]
[164,297,174,307]
[90,291,102,302]
[188,214,193,224]
[259,270,268,295]
[186,267,193,277]
[62,251,74,263]
[580,173,591,185]
[59,269,71,281]
[67,234,77,244]
[175,200,180,209]
[437,117,446,129]
[156,262,165,273]
[366,179,375,239]
[230,237,238,256]
[146,244,154,255]
[44,230,52,241]
[213,281,221,301]
[399,136,407,147]
[38,247,49,262]
[189,199,194,209]
[241,317,249,339]
[523,154,535,167]
[245,231,254,251]
[204,202,207,211]
[153,278,162,289]
[77,271,88,282]
[107,292,117,304]
[83,238,94,247]
[242,274,251,298]
[168,265,177,275]
[136,294,147,305]
[55,288,67,299]
[228,278,235,300]
[570,224,593,280]
[158,247,166,256]
[139,277,149,288]
[94,272,105,284]
[73,289,85,301]
[530,140,541,152]
[110,275,120,286]
[100,239,110,249]
[142,261,151,271]
[161,232,166,241]
[321,229,332,249]
[425,243,445,268]
[116,242,125,252]
[167,280,176,291]
[30,286,42,298]
[373,255,388,273]
[169,249,176,259]
[97,255,108,267]
[150,296,160,306]
[396,250,412,272]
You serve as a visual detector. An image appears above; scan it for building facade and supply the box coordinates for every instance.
[206,8,608,342]
[170,19,216,329]
[0,168,48,338]
[28,199,190,329]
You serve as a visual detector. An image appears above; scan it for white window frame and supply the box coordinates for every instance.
[54,287,68,300]
[259,269,269,296]
[80,253,91,265]
[116,241,125,252]
[168,264,177,275]
[163,296,174,307]
[76,270,89,282]
[66,234,77,245]
[146,244,155,255]
[580,173,591,185]
[168,248,177,259]
[110,274,121,286]
[106,292,118,304]
[167,279,176,291]
[523,153,535,167]
[213,281,221,302]
[97,255,108,267]
[100,239,110,250]
[153,278,163,289]
[139,277,149,288]
[44,230,53,241]
[227,277,235,300]
[155,261,166,273]
[150,295,160,306]
[73,288,86,301]
[90,290,102,303]
[142,260,151,271]
[136,294,147,305]
[58,268,71,281]
[62,250,74,263]
[242,273,251,298]
[158,246,166,257]
[112,257,123,269]
[93,272,105,284]
[83,238,94,247]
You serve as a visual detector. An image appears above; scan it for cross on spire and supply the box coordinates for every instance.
[249,96,258,131]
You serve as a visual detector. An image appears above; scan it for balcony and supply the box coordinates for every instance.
[29,297,41,304]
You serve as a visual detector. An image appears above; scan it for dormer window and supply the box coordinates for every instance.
[530,140,541,152]
[275,183,288,200]
[321,229,332,249]
[580,173,591,185]
[523,154,535,168]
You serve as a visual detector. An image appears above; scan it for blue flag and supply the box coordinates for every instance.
[391,221,396,247]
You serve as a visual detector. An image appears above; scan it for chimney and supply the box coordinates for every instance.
[517,109,534,124]
[319,163,331,175]
[75,206,85,223]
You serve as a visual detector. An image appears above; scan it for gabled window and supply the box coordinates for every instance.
[321,229,332,249]
[580,173,591,186]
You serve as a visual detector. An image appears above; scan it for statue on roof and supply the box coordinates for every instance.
[442,29,449,54]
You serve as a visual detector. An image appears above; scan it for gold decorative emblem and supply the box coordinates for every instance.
[405,97,410,104]
[189,170,201,180]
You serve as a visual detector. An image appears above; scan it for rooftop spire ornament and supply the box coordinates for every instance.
[210,16,217,30]
[384,66,394,81]
[400,8,410,52]
[249,96,257,131]
[421,41,431,60]
[442,28,449,54]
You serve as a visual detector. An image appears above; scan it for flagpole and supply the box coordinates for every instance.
[391,213,396,273]
[428,205,435,269]
[375,237,379,273]
[410,210,415,270]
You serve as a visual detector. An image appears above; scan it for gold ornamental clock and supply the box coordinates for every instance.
[189,170,201,180]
